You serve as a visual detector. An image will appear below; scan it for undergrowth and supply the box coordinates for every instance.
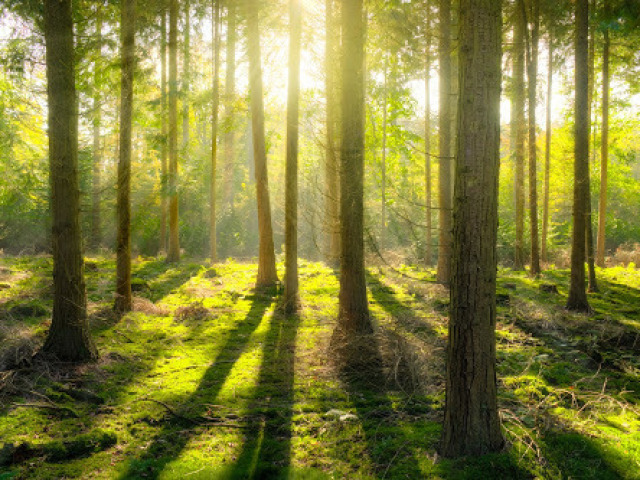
[0,256,638,479]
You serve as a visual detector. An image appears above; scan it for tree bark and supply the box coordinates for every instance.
[182,0,190,164]
[90,6,102,251]
[513,6,526,270]
[159,3,168,254]
[223,3,236,208]
[246,0,278,287]
[336,0,371,335]
[284,0,302,313]
[436,0,452,284]
[167,0,180,262]
[210,0,221,262]
[596,2,609,268]
[425,7,432,266]
[115,0,136,314]
[542,34,552,263]
[325,0,340,265]
[41,0,97,362]
[526,0,540,275]
[441,0,504,457]
[380,57,388,252]
[567,0,590,312]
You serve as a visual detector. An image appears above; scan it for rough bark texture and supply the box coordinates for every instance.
[596,8,609,268]
[210,0,221,262]
[513,7,526,270]
[441,0,504,457]
[425,11,432,266]
[284,0,302,313]
[167,0,180,263]
[325,0,340,265]
[527,0,540,275]
[567,0,590,312]
[337,0,371,335]
[41,0,97,362]
[90,7,102,251]
[542,34,552,263]
[159,4,168,254]
[223,3,236,208]
[115,0,136,314]
[436,0,452,284]
[246,0,278,288]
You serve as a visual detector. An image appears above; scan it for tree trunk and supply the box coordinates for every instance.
[542,34,552,263]
[425,8,432,266]
[115,0,136,314]
[284,0,302,313]
[325,0,340,265]
[246,0,278,287]
[567,0,590,312]
[210,0,221,262]
[159,3,168,255]
[596,3,609,268]
[336,0,371,335]
[380,58,388,252]
[90,6,102,251]
[182,0,190,163]
[527,0,540,275]
[223,3,236,208]
[167,0,180,262]
[441,0,503,457]
[437,0,452,284]
[513,7,526,270]
[41,0,97,362]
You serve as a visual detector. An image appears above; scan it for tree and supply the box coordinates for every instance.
[541,31,552,263]
[513,3,526,270]
[436,0,452,284]
[424,4,432,266]
[441,0,504,457]
[567,0,590,312]
[284,0,302,313]
[246,0,278,287]
[167,0,180,263]
[325,0,340,264]
[90,4,102,251]
[40,0,97,361]
[336,0,371,335]
[596,0,610,267]
[159,1,168,254]
[182,0,190,166]
[115,0,136,314]
[210,0,221,262]
[223,3,236,208]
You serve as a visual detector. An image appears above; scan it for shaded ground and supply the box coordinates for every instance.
[0,256,638,479]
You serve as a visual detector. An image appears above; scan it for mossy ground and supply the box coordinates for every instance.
[0,256,638,479]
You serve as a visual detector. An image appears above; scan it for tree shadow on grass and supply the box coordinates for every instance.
[118,292,275,480]
[224,311,301,479]
[133,260,203,303]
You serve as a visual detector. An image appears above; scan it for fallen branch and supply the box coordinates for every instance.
[11,402,78,418]
[135,397,247,428]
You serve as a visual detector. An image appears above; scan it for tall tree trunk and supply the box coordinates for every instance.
[542,34,552,263]
[380,58,388,252]
[567,0,590,312]
[90,6,102,251]
[526,0,540,275]
[210,0,221,262]
[425,8,432,266]
[223,3,236,208]
[115,0,136,314]
[596,2,609,268]
[159,3,168,254]
[167,0,180,262]
[182,0,190,162]
[246,0,278,287]
[513,7,526,270]
[437,0,452,284]
[336,0,370,335]
[41,0,97,361]
[284,0,302,313]
[441,0,503,457]
[325,0,340,264]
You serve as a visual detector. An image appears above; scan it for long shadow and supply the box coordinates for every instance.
[133,260,202,303]
[119,293,274,479]
[225,311,301,479]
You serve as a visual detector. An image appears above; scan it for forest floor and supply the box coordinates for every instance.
[0,255,639,479]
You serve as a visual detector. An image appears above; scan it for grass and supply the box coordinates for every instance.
[0,255,638,479]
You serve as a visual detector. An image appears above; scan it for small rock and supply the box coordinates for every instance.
[324,409,358,422]
[540,283,559,294]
